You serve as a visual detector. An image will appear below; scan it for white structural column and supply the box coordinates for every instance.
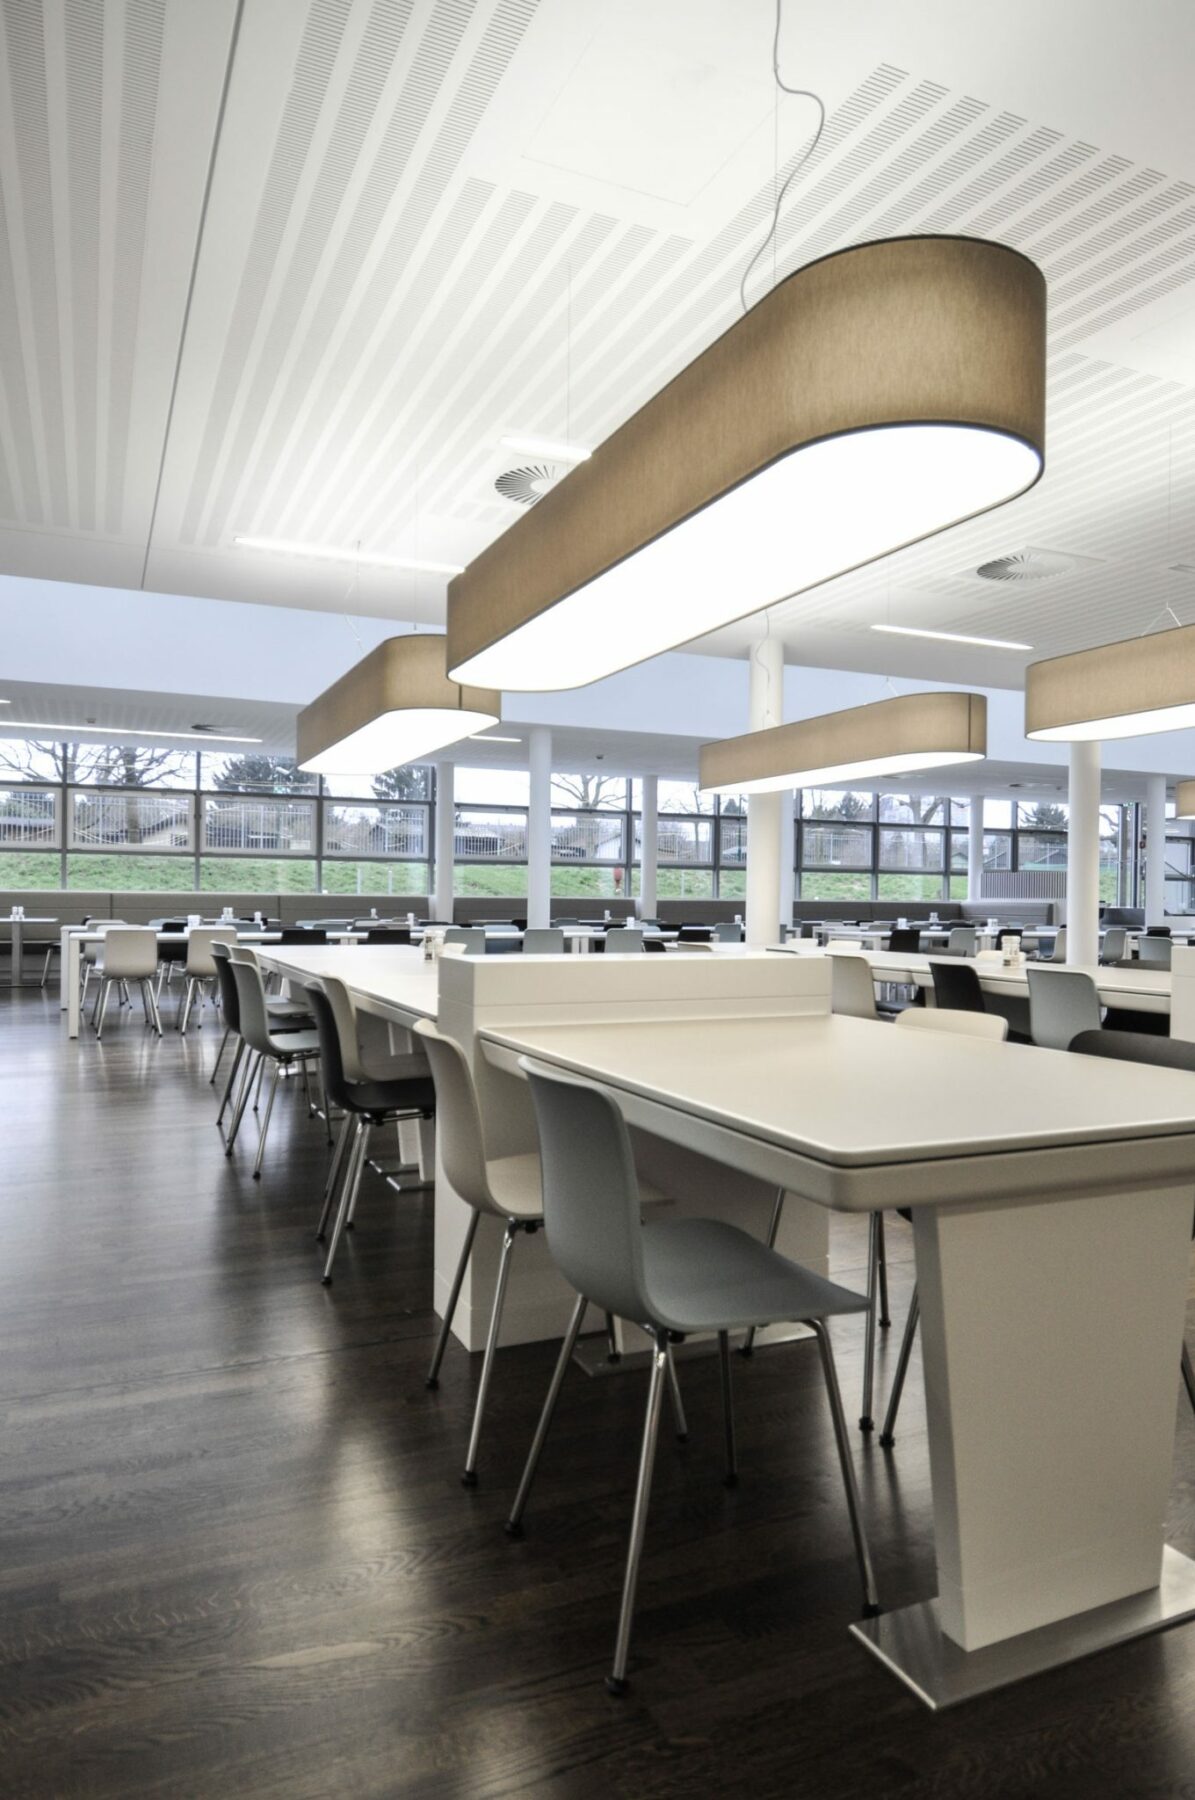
[527,725,552,930]
[778,792,795,929]
[745,633,785,946]
[638,773,658,919]
[433,759,455,923]
[1145,773,1168,929]
[967,793,985,902]
[1066,741,1101,966]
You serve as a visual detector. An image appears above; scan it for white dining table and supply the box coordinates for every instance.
[476,1006,1195,1707]
[809,944,1173,1014]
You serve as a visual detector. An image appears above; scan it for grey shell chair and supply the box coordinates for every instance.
[224,954,321,1179]
[411,1020,681,1486]
[945,925,977,957]
[508,1056,878,1696]
[91,928,161,1039]
[444,927,487,954]
[522,927,565,954]
[1136,934,1173,969]
[830,954,877,1021]
[603,929,644,954]
[1026,966,1102,1050]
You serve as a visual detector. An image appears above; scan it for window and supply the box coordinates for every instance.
[551,773,627,809]
[201,795,316,854]
[455,767,530,805]
[202,753,317,795]
[876,873,948,903]
[551,866,627,898]
[803,822,872,869]
[0,786,59,848]
[718,815,747,867]
[69,746,196,788]
[1017,832,1068,871]
[0,739,65,783]
[454,807,527,860]
[70,790,193,850]
[67,854,198,891]
[198,858,318,893]
[551,812,626,863]
[801,789,875,820]
[632,779,711,814]
[799,871,872,901]
[323,802,429,860]
[640,817,713,865]
[318,861,428,896]
[878,794,947,825]
[317,766,429,800]
[878,828,944,872]
[0,852,61,888]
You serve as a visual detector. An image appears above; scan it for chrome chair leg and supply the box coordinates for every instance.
[1182,1338,1195,1419]
[811,1319,880,1617]
[606,1331,668,1696]
[321,1120,367,1284]
[740,1184,786,1358]
[461,1218,521,1487]
[879,1287,921,1449]
[604,1311,621,1363]
[718,1330,737,1486]
[505,1292,589,1538]
[253,1060,281,1179]
[225,1051,261,1152]
[859,1212,882,1432]
[210,1025,231,1084]
[877,1212,891,1329]
[663,1339,688,1442]
[95,980,112,1039]
[426,1210,480,1388]
[217,1039,244,1126]
[345,1118,373,1227]
[315,1113,353,1241]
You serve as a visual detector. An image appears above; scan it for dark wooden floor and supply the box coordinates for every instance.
[1,988,1194,1799]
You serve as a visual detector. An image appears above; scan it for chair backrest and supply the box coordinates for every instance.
[946,926,976,957]
[1136,934,1173,968]
[365,928,413,944]
[713,922,741,943]
[604,929,644,955]
[229,956,286,1056]
[1070,1029,1195,1074]
[1048,927,1068,963]
[895,1007,1007,1041]
[830,954,877,1020]
[521,1057,649,1325]
[1146,925,1172,937]
[302,982,355,1110]
[411,1021,503,1214]
[278,928,327,945]
[1026,966,1102,1050]
[887,928,922,952]
[929,959,986,1013]
[1101,927,1128,964]
[185,926,238,977]
[210,941,240,1030]
[444,927,486,953]
[97,927,158,980]
[305,972,365,1082]
[523,927,565,954]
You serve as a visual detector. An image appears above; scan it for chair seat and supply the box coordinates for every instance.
[345,1073,437,1116]
[641,1218,870,1335]
[486,1151,545,1219]
[268,1029,321,1058]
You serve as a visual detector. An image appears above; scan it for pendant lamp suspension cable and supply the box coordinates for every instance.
[740,0,825,314]
[1142,428,1186,636]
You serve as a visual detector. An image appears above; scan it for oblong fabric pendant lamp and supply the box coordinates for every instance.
[699,691,987,795]
[1025,623,1195,741]
[1175,780,1195,817]
[447,235,1045,693]
[297,635,500,775]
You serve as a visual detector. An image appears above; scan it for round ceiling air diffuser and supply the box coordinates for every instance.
[494,462,566,507]
[975,549,1078,583]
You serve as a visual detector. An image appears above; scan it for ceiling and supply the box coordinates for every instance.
[1,0,1195,701]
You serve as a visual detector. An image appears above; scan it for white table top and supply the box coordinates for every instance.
[815,945,1172,1008]
[256,943,439,1024]
[478,1012,1195,1209]
[4,916,57,924]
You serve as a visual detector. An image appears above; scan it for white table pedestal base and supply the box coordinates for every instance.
[851,1545,1195,1709]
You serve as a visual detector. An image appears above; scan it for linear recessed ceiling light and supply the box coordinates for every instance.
[0,721,261,742]
[500,434,592,465]
[449,238,1045,692]
[468,733,523,742]
[1026,622,1195,740]
[699,692,987,795]
[872,624,1033,651]
[235,534,464,577]
[297,636,499,775]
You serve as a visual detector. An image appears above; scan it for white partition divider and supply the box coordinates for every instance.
[434,952,834,1355]
[1171,944,1195,1044]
